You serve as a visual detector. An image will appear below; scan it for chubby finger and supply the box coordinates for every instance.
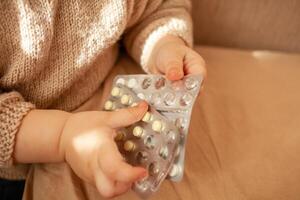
[183,49,207,78]
[156,47,185,81]
[105,101,148,128]
[95,169,132,198]
[98,139,147,183]
[94,168,116,198]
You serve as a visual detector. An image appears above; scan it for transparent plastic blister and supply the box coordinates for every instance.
[103,74,202,197]
[111,75,202,181]
[103,84,181,198]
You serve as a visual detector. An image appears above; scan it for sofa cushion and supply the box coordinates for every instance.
[191,0,300,52]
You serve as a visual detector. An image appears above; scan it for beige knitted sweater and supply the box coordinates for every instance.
[0,0,192,179]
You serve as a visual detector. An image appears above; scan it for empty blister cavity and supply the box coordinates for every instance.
[155,77,166,89]
[159,146,169,159]
[151,93,161,105]
[175,117,186,131]
[184,77,198,90]
[144,135,155,149]
[149,162,160,176]
[116,78,125,85]
[180,93,193,106]
[136,151,148,164]
[164,92,176,106]
[142,78,152,89]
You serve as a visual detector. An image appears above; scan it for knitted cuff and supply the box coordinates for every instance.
[0,92,35,167]
[130,15,193,73]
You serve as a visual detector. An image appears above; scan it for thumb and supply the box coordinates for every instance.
[105,101,148,128]
[156,48,185,81]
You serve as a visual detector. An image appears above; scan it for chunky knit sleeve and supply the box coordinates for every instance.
[123,0,193,73]
[0,91,35,167]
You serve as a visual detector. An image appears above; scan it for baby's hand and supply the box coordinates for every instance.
[147,35,207,81]
[59,101,148,198]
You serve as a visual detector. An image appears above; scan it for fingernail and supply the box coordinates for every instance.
[138,101,148,108]
[168,67,183,80]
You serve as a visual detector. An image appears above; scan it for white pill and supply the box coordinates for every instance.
[121,94,132,105]
[137,93,145,100]
[116,78,125,85]
[127,78,137,88]
[111,87,121,97]
[152,120,163,132]
[130,102,138,107]
[104,100,115,111]
[142,112,153,122]
[169,164,181,178]
[133,126,144,137]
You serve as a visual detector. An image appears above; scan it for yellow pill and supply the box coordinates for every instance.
[124,140,136,152]
[152,120,163,132]
[142,112,152,122]
[115,131,125,141]
[104,100,115,111]
[111,87,122,97]
[133,126,144,137]
[121,94,132,105]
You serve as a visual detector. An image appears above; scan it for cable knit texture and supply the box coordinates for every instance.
[0,0,192,179]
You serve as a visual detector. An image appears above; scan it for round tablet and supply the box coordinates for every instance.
[111,87,121,97]
[152,120,163,132]
[121,94,132,105]
[124,140,136,152]
[142,112,153,122]
[127,78,137,88]
[133,126,144,137]
[115,131,125,141]
[169,164,181,178]
[104,100,115,111]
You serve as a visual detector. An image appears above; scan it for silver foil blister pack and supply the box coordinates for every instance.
[103,74,202,197]
[103,84,181,198]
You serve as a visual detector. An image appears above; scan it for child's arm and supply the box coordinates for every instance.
[124,0,206,80]
[0,90,147,198]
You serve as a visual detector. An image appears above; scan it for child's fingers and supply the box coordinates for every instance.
[105,101,148,128]
[94,167,131,198]
[98,139,147,183]
[183,49,207,78]
[156,48,185,81]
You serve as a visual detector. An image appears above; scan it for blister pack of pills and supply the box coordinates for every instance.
[104,84,181,198]
[103,74,202,197]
